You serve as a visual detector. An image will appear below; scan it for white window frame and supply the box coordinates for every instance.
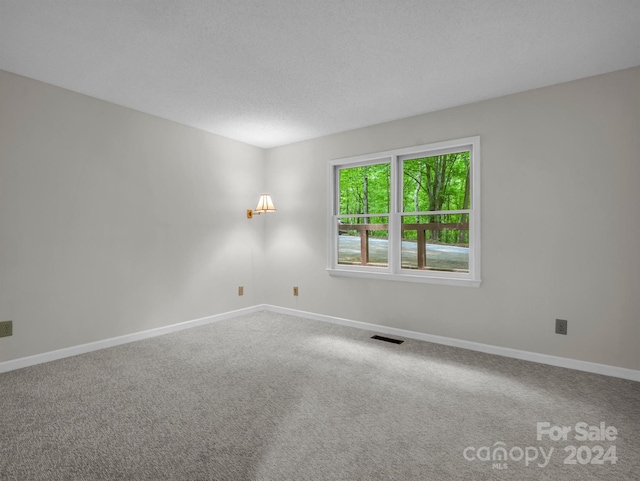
[327,136,481,287]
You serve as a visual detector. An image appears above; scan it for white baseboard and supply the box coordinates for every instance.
[0,305,263,374]
[263,304,640,383]
[2,303,638,383]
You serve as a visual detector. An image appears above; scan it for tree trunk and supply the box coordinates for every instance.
[363,173,369,224]
[459,162,470,244]
[427,156,445,241]
[414,170,421,223]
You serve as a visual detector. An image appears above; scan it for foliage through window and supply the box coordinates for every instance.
[329,137,480,286]
[338,163,390,267]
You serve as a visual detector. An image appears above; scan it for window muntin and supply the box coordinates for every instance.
[328,137,480,287]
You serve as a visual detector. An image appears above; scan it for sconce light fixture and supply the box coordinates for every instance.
[247,194,276,219]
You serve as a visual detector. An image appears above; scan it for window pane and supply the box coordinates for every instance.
[403,152,470,212]
[339,163,390,215]
[401,214,469,272]
[338,217,388,267]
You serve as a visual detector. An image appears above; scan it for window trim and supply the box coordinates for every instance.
[327,136,481,287]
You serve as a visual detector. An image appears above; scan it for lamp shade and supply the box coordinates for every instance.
[254,194,276,213]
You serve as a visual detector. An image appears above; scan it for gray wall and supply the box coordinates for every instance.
[2,67,638,372]
[263,67,640,371]
[0,70,265,362]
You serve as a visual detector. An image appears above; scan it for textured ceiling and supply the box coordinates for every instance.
[1,1,639,148]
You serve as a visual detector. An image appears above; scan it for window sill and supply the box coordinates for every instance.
[327,268,481,287]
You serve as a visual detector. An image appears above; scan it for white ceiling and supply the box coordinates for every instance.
[1,1,639,148]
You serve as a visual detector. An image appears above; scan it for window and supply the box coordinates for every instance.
[328,137,480,287]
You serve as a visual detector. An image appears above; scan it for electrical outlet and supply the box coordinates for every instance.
[238,286,244,296]
[0,321,13,338]
[555,319,568,335]
[293,286,299,296]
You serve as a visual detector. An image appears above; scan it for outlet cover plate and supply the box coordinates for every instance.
[555,319,568,335]
[0,320,13,337]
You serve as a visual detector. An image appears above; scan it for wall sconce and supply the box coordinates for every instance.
[247,194,276,218]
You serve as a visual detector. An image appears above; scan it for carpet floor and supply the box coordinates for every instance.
[1,310,638,480]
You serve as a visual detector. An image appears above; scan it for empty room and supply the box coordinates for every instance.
[1,1,639,480]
